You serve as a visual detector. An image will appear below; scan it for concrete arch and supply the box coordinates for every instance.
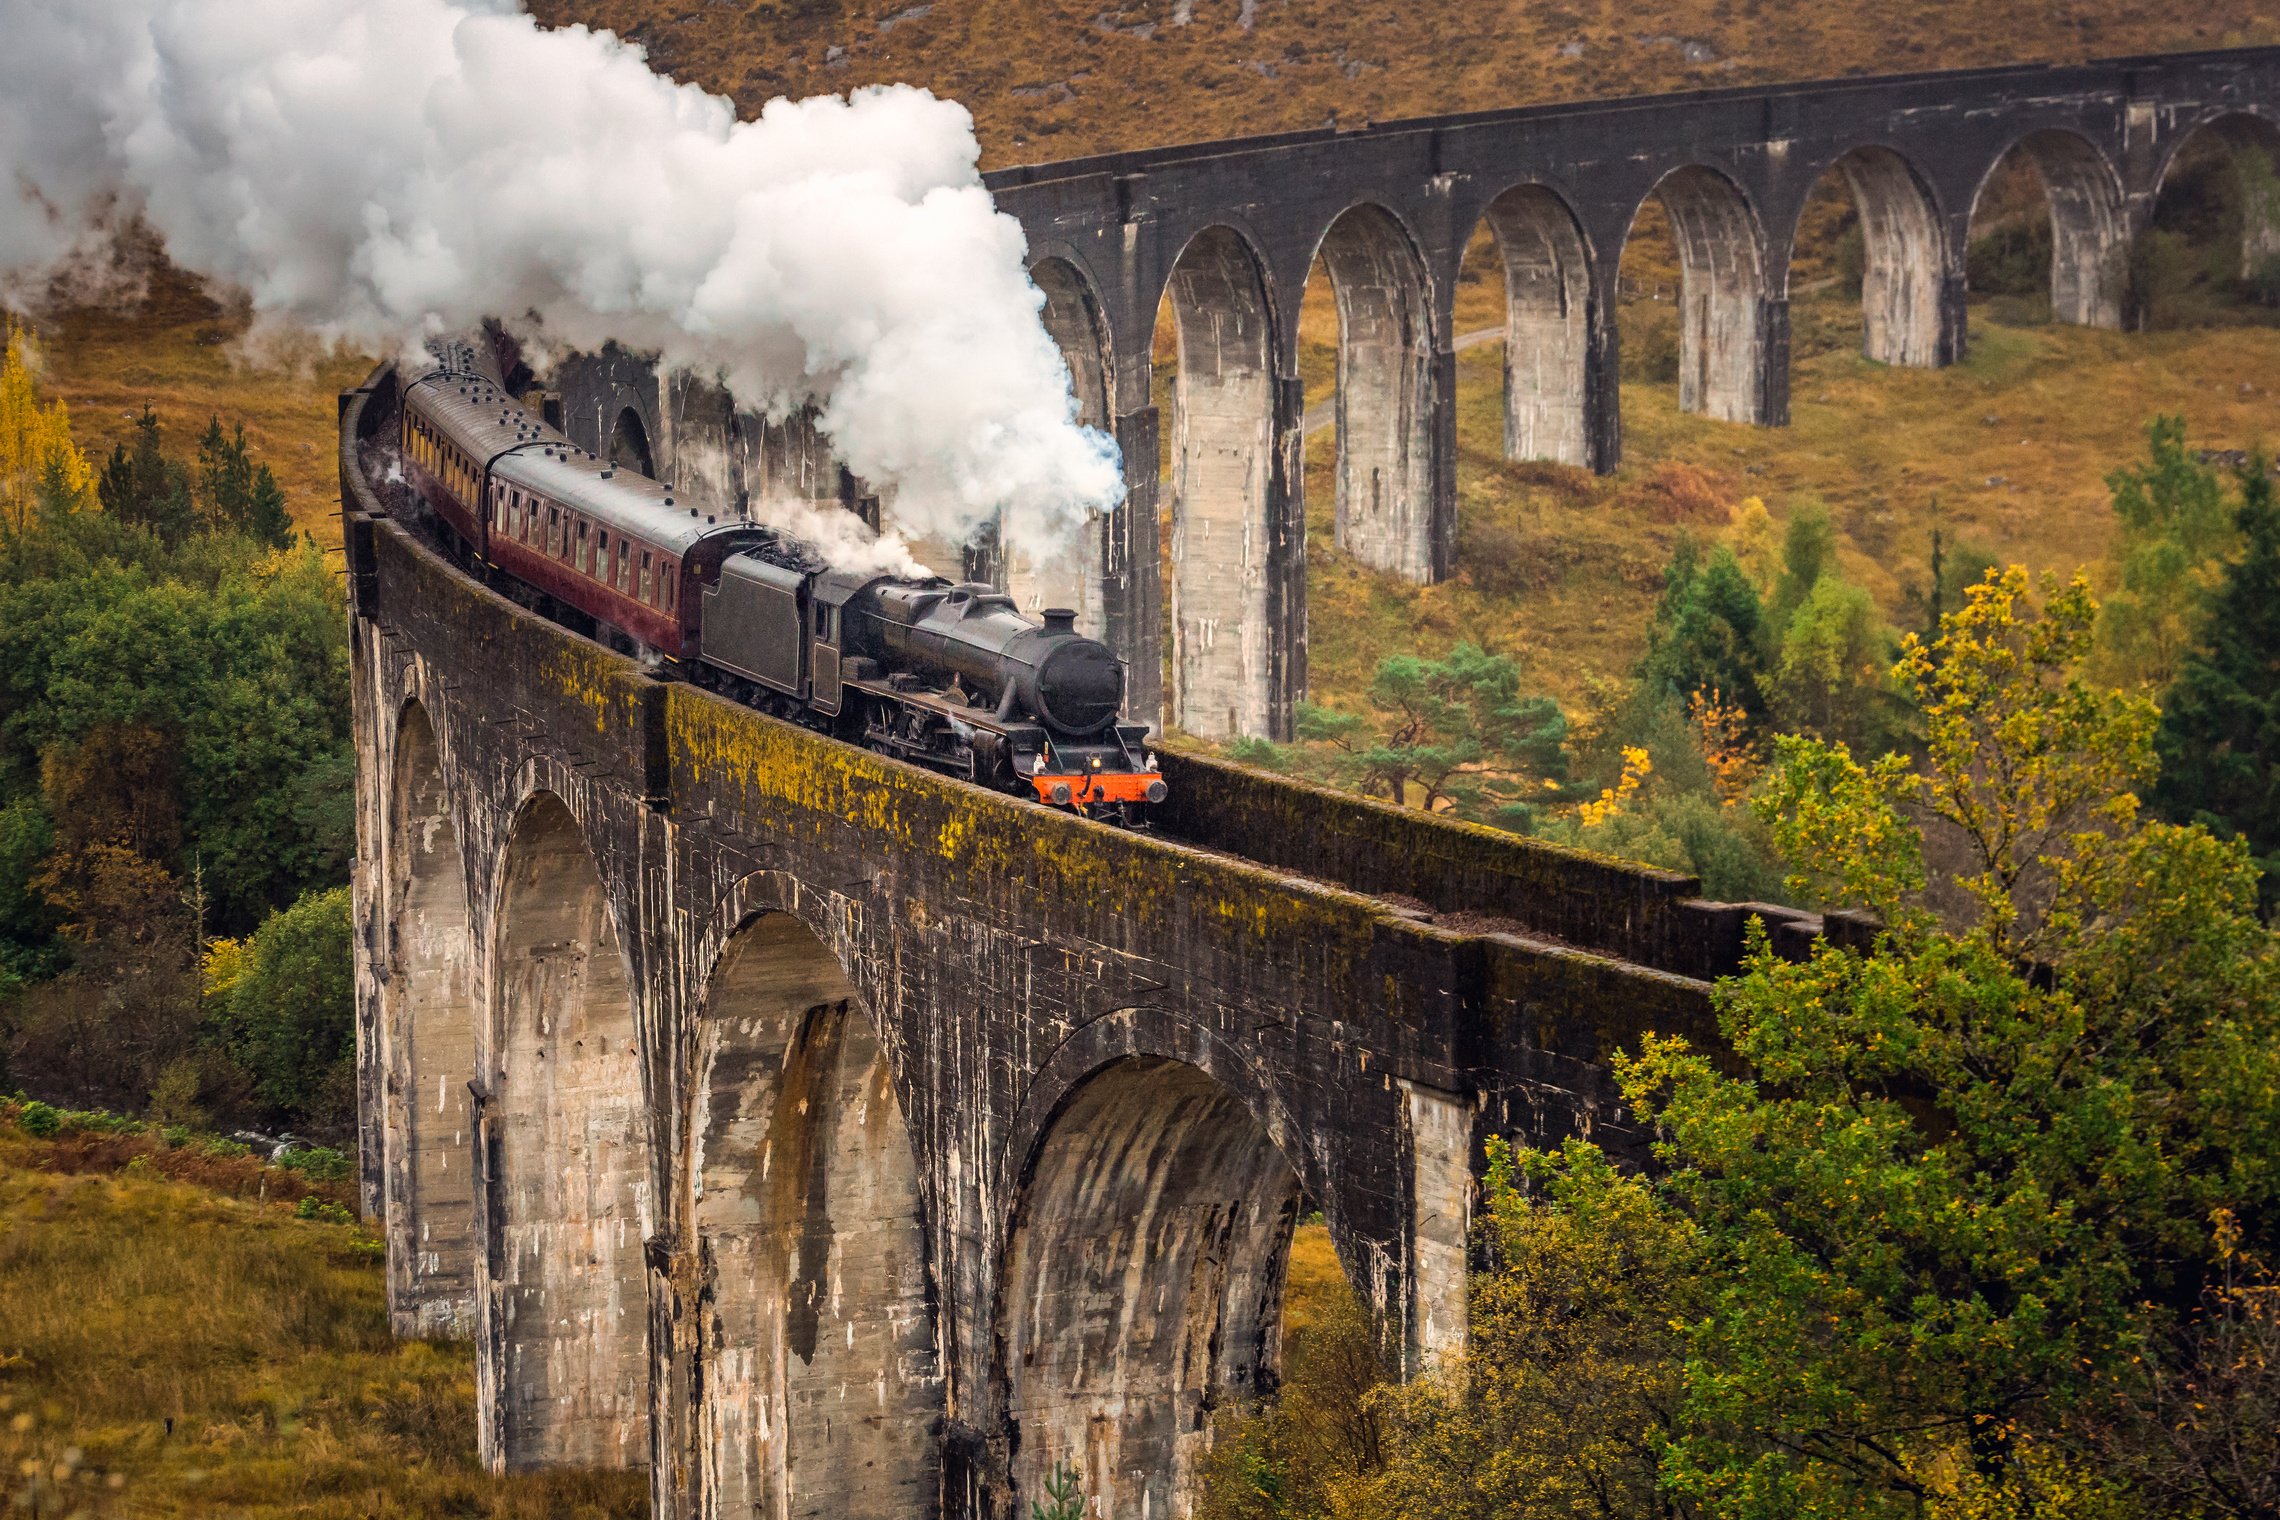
[1632,165,1771,424]
[2154,110,2280,279]
[488,790,652,1471]
[1161,224,1279,740]
[1312,202,1439,583]
[1800,146,1951,367]
[998,1054,1307,1520]
[1478,184,1595,468]
[692,908,942,1520]
[383,701,478,1340]
[1971,130,2128,328]
[1008,256,1113,634]
[611,405,657,479]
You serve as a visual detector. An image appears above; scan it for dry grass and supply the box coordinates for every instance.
[20,253,375,549]
[0,1129,649,1519]
[1280,1220,1350,1343]
[531,0,2280,169]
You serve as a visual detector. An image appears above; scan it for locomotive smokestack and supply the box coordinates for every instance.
[1041,608,1078,635]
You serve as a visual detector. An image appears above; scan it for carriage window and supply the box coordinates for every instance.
[545,506,558,555]
[594,532,608,583]
[663,564,676,612]
[618,544,632,592]
[577,521,591,573]
[639,551,653,604]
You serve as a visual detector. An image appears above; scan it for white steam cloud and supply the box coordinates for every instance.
[0,0,1122,562]
[753,495,934,581]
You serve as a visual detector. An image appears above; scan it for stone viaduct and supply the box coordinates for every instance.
[348,349,1833,1515]
[352,48,2278,1520]
[557,46,2280,742]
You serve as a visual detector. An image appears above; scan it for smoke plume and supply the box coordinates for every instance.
[0,0,1122,561]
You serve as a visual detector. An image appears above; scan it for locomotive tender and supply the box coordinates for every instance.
[396,359,1163,818]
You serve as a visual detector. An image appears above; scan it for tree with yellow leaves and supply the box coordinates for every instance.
[0,322,93,538]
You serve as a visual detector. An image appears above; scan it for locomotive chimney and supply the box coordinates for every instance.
[1041,607,1077,634]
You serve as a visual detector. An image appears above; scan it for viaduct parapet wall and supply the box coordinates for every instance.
[559,47,2280,740]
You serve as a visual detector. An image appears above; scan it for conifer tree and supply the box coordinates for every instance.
[194,414,255,533]
[2151,453,2280,913]
[1636,537,1768,726]
[246,464,293,549]
[97,406,194,546]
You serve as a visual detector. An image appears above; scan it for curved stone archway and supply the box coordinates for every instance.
[611,405,657,479]
[1008,257,1113,634]
[2154,111,2280,280]
[1479,184,1595,469]
[383,701,477,1339]
[1162,226,1278,740]
[998,1056,1308,1520]
[1636,166,1771,424]
[488,792,651,1471]
[1314,204,1438,583]
[1972,130,2128,329]
[693,909,942,1520]
[1811,147,1951,366]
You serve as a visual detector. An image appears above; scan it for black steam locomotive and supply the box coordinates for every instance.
[396,357,1162,817]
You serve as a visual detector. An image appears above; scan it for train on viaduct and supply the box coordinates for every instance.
[349,47,2279,1520]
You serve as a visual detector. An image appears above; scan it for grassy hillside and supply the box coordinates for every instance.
[530,0,2280,168]
[0,1108,647,1519]
[27,251,372,546]
[1300,295,2280,717]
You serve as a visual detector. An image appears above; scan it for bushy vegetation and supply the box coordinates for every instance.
[0,326,354,1137]
[1205,406,2280,1518]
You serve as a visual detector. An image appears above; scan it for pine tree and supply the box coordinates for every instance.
[246,463,293,549]
[194,414,256,533]
[1636,537,1769,727]
[2151,452,2280,913]
[97,407,194,546]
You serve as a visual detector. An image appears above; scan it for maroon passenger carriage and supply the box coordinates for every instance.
[394,355,1166,819]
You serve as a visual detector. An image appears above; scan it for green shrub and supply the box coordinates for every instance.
[292,1195,354,1226]
[17,1099,59,1138]
[1968,218,2053,297]
[276,1145,353,1184]
[214,885,354,1131]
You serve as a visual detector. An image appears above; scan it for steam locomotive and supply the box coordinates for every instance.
[395,359,1163,818]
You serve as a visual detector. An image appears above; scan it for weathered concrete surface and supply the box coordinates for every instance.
[381,703,478,1339]
[566,49,2280,739]
[348,361,1768,1518]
